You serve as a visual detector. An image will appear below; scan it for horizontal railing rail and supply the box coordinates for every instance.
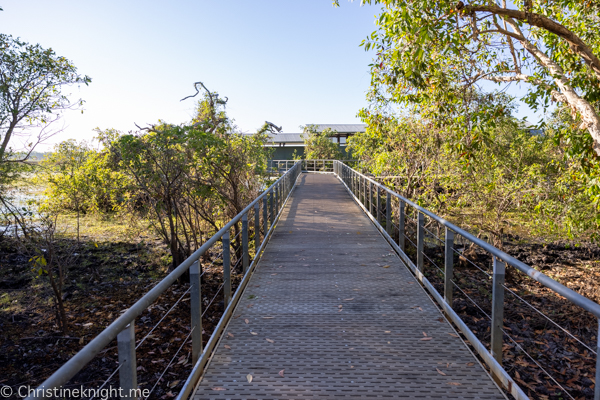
[26,162,303,400]
[268,159,358,173]
[333,160,600,400]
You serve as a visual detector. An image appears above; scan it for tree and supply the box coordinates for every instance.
[115,87,271,271]
[41,141,90,242]
[30,214,77,335]
[37,138,129,241]
[302,125,343,160]
[351,0,600,156]
[0,34,91,163]
[0,34,90,236]
[348,109,596,241]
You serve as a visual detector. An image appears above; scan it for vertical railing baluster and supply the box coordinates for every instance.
[269,189,274,229]
[190,260,202,364]
[362,177,365,206]
[369,181,373,216]
[242,214,249,274]
[376,186,381,225]
[444,228,455,311]
[491,256,505,371]
[417,212,424,272]
[117,322,137,399]
[254,203,260,255]
[223,232,231,309]
[595,320,600,400]
[398,200,405,252]
[386,192,391,236]
[263,196,268,238]
[359,175,362,204]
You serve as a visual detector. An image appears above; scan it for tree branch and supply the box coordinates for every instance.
[460,4,600,81]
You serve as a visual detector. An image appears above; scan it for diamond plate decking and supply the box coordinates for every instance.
[192,173,506,399]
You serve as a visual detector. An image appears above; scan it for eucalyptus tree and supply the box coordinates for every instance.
[0,34,91,163]
[349,0,600,156]
[0,34,90,233]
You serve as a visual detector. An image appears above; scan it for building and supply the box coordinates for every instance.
[266,124,366,160]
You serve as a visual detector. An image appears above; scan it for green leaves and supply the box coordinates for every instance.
[361,0,600,156]
[302,126,344,160]
[0,34,90,165]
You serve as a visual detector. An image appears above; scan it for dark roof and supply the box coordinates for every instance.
[267,133,303,144]
[310,124,366,133]
[245,123,366,144]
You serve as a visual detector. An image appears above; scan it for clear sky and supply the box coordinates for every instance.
[1,1,543,152]
[1,0,379,150]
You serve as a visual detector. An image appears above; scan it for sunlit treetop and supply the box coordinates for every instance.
[338,0,600,156]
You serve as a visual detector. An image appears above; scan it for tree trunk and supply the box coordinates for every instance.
[48,269,69,335]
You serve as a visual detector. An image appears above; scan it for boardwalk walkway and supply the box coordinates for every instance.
[193,174,506,399]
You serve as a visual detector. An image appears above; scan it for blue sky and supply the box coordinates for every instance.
[1,1,543,152]
[1,1,378,149]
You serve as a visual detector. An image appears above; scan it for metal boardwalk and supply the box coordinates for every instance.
[193,174,506,399]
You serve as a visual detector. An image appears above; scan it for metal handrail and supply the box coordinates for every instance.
[26,161,303,400]
[333,160,600,400]
[268,159,358,173]
[335,162,600,318]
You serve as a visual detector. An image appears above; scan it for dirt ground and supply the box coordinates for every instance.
[415,236,599,400]
[1,233,598,399]
[0,236,242,399]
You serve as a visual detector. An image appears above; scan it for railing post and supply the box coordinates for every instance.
[279,180,283,206]
[223,232,231,309]
[386,192,392,236]
[254,203,260,255]
[277,182,280,211]
[263,196,268,238]
[189,260,203,364]
[117,322,137,399]
[242,213,249,274]
[398,200,405,252]
[376,186,381,224]
[596,319,600,400]
[269,189,274,229]
[369,181,373,215]
[362,177,365,206]
[444,228,455,310]
[491,256,505,370]
[417,212,424,272]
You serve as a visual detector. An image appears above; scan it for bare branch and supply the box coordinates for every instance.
[180,81,210,102]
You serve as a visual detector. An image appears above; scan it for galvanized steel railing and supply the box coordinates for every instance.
[333,161,600,400]
[268,159,358,173]
[26,162,303,400]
